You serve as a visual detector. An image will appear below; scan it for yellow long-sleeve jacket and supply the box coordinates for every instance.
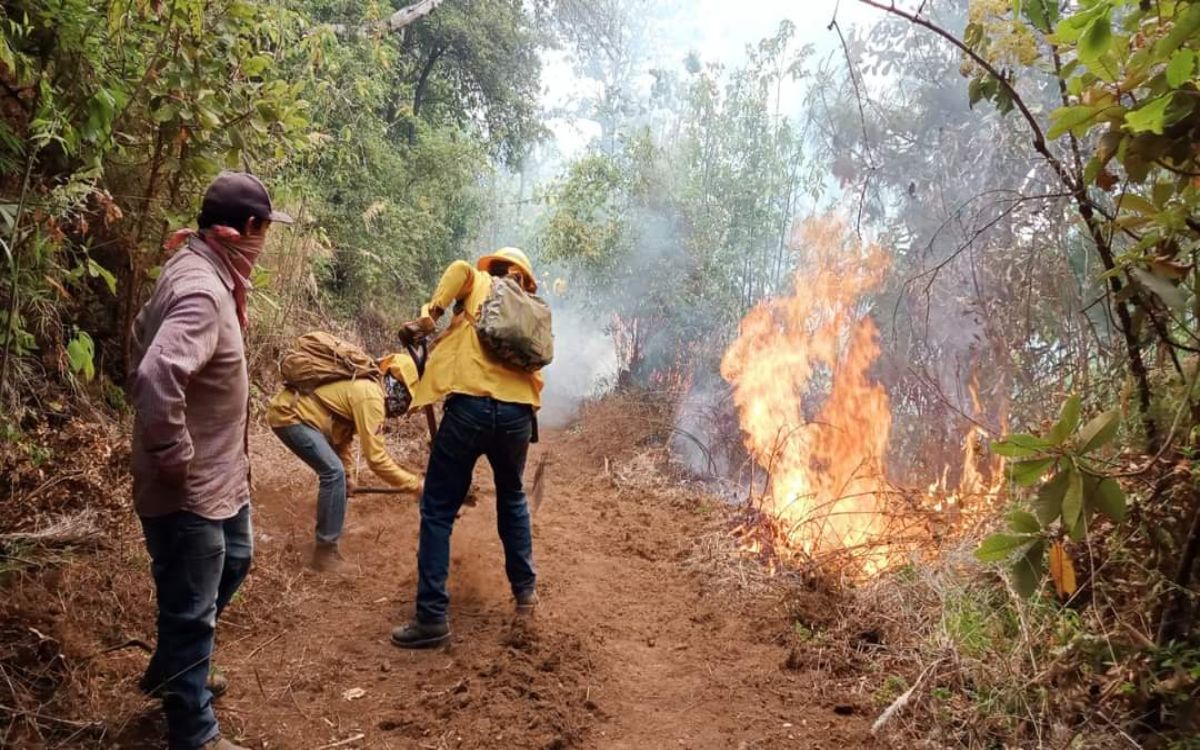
[266,379,421,490]
[412,260,542,409]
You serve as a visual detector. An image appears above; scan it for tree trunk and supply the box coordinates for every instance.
[412,45,445,119]
[1158,484,1200,645]
[409,45,446,144]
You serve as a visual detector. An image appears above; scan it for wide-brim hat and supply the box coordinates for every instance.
[477,247,537,292]
[379,351,420,393]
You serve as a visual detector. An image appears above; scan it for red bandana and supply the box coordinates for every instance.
[165,226,265,329]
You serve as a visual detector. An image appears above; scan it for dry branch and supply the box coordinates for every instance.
[0,510,102,548]
[323,0,446,37]
[855,0,1160,446]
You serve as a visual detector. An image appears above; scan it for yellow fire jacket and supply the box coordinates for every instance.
[412,260,542,409]
[266,379,421,490]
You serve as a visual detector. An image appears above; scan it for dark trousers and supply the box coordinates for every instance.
[416,394,536,624]
[139,504,253,749]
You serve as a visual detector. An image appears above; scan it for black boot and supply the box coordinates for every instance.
[390,620,451,649]
[515,588,539,615]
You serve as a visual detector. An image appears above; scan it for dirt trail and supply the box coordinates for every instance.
[180,408,877,750]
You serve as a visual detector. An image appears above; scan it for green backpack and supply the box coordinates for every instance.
[472,276,554,372]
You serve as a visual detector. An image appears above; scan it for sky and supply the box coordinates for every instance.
[540,0,889,160]
[683,0,879,62]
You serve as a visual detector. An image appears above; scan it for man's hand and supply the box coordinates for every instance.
[346,476,357,497]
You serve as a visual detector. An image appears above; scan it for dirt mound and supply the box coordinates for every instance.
[371,618,597,749]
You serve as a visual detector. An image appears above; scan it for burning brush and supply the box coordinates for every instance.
[721,217,1002,577]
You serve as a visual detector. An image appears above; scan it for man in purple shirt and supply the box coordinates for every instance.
[129,172,291,750]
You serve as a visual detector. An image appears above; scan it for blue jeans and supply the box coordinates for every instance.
[140,504,253,749]
[273,423,347,544]
[416,394,536,624]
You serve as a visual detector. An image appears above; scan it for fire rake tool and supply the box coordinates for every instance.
[530,453,551,515]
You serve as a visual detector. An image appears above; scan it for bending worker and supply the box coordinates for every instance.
[267,353,423,573]
[391,247,543,649]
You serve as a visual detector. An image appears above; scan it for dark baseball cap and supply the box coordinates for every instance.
[199,171,294,227]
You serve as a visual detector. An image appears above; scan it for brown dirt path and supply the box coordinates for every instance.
[177,407,878,750]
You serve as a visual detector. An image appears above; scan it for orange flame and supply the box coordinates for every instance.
[721,217,1009,576]
[722,217,895,574]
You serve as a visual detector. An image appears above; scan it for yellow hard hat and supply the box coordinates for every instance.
[379,351,419,394]
[477,247,537,292]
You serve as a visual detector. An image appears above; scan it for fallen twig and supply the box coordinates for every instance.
[89,638,153,658]
[315,732,366,749]
[0,510,103,548]
[871,659,942,735]
[243,631,286,661]
[0,703,100,730]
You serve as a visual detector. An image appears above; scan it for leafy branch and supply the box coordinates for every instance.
[979,395,1126,598]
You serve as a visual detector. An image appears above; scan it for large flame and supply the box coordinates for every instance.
[721,217,899,574]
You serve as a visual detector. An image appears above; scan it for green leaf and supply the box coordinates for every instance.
[1051,4,1107,44]
[1023,0,1051,32]
[1049,394,1082,444]
[976,533,1035,563]
[87,258,118,296]
[1062,466,1084,531]
[1048,105,1104,140]
[1078,14,1113,65]
[1125,95,1175,135]
[1120,193,1159,216]
[1166,49,1196,88]
[1007,510,1042,534]
[991,433,1053,458]
[1009,457,1056,487]
[66,331,95,382]
[1068,504,1090,541]
[1012,540,1046,598]
[968,77,984,109]
[1077,409,1120,454]
[1035,469,1070,525]
[1093,477,1127,522]
[1156,1,1200,57]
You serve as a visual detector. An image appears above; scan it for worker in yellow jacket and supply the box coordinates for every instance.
[391,247,543,649]
[267,352,423,573]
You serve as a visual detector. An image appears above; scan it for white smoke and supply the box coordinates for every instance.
[538,303,619,429]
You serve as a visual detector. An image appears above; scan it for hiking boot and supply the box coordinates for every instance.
[390,621,451,649]
[310,543,353,575]
[515,589,539,615]
[200,736,248,750]
[207,667,228,699]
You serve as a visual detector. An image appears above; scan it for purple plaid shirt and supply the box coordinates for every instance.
[128,237,250,519]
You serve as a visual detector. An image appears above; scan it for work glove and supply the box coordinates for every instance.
[397,315,436,345]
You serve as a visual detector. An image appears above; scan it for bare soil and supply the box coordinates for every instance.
[1,397,881,749]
